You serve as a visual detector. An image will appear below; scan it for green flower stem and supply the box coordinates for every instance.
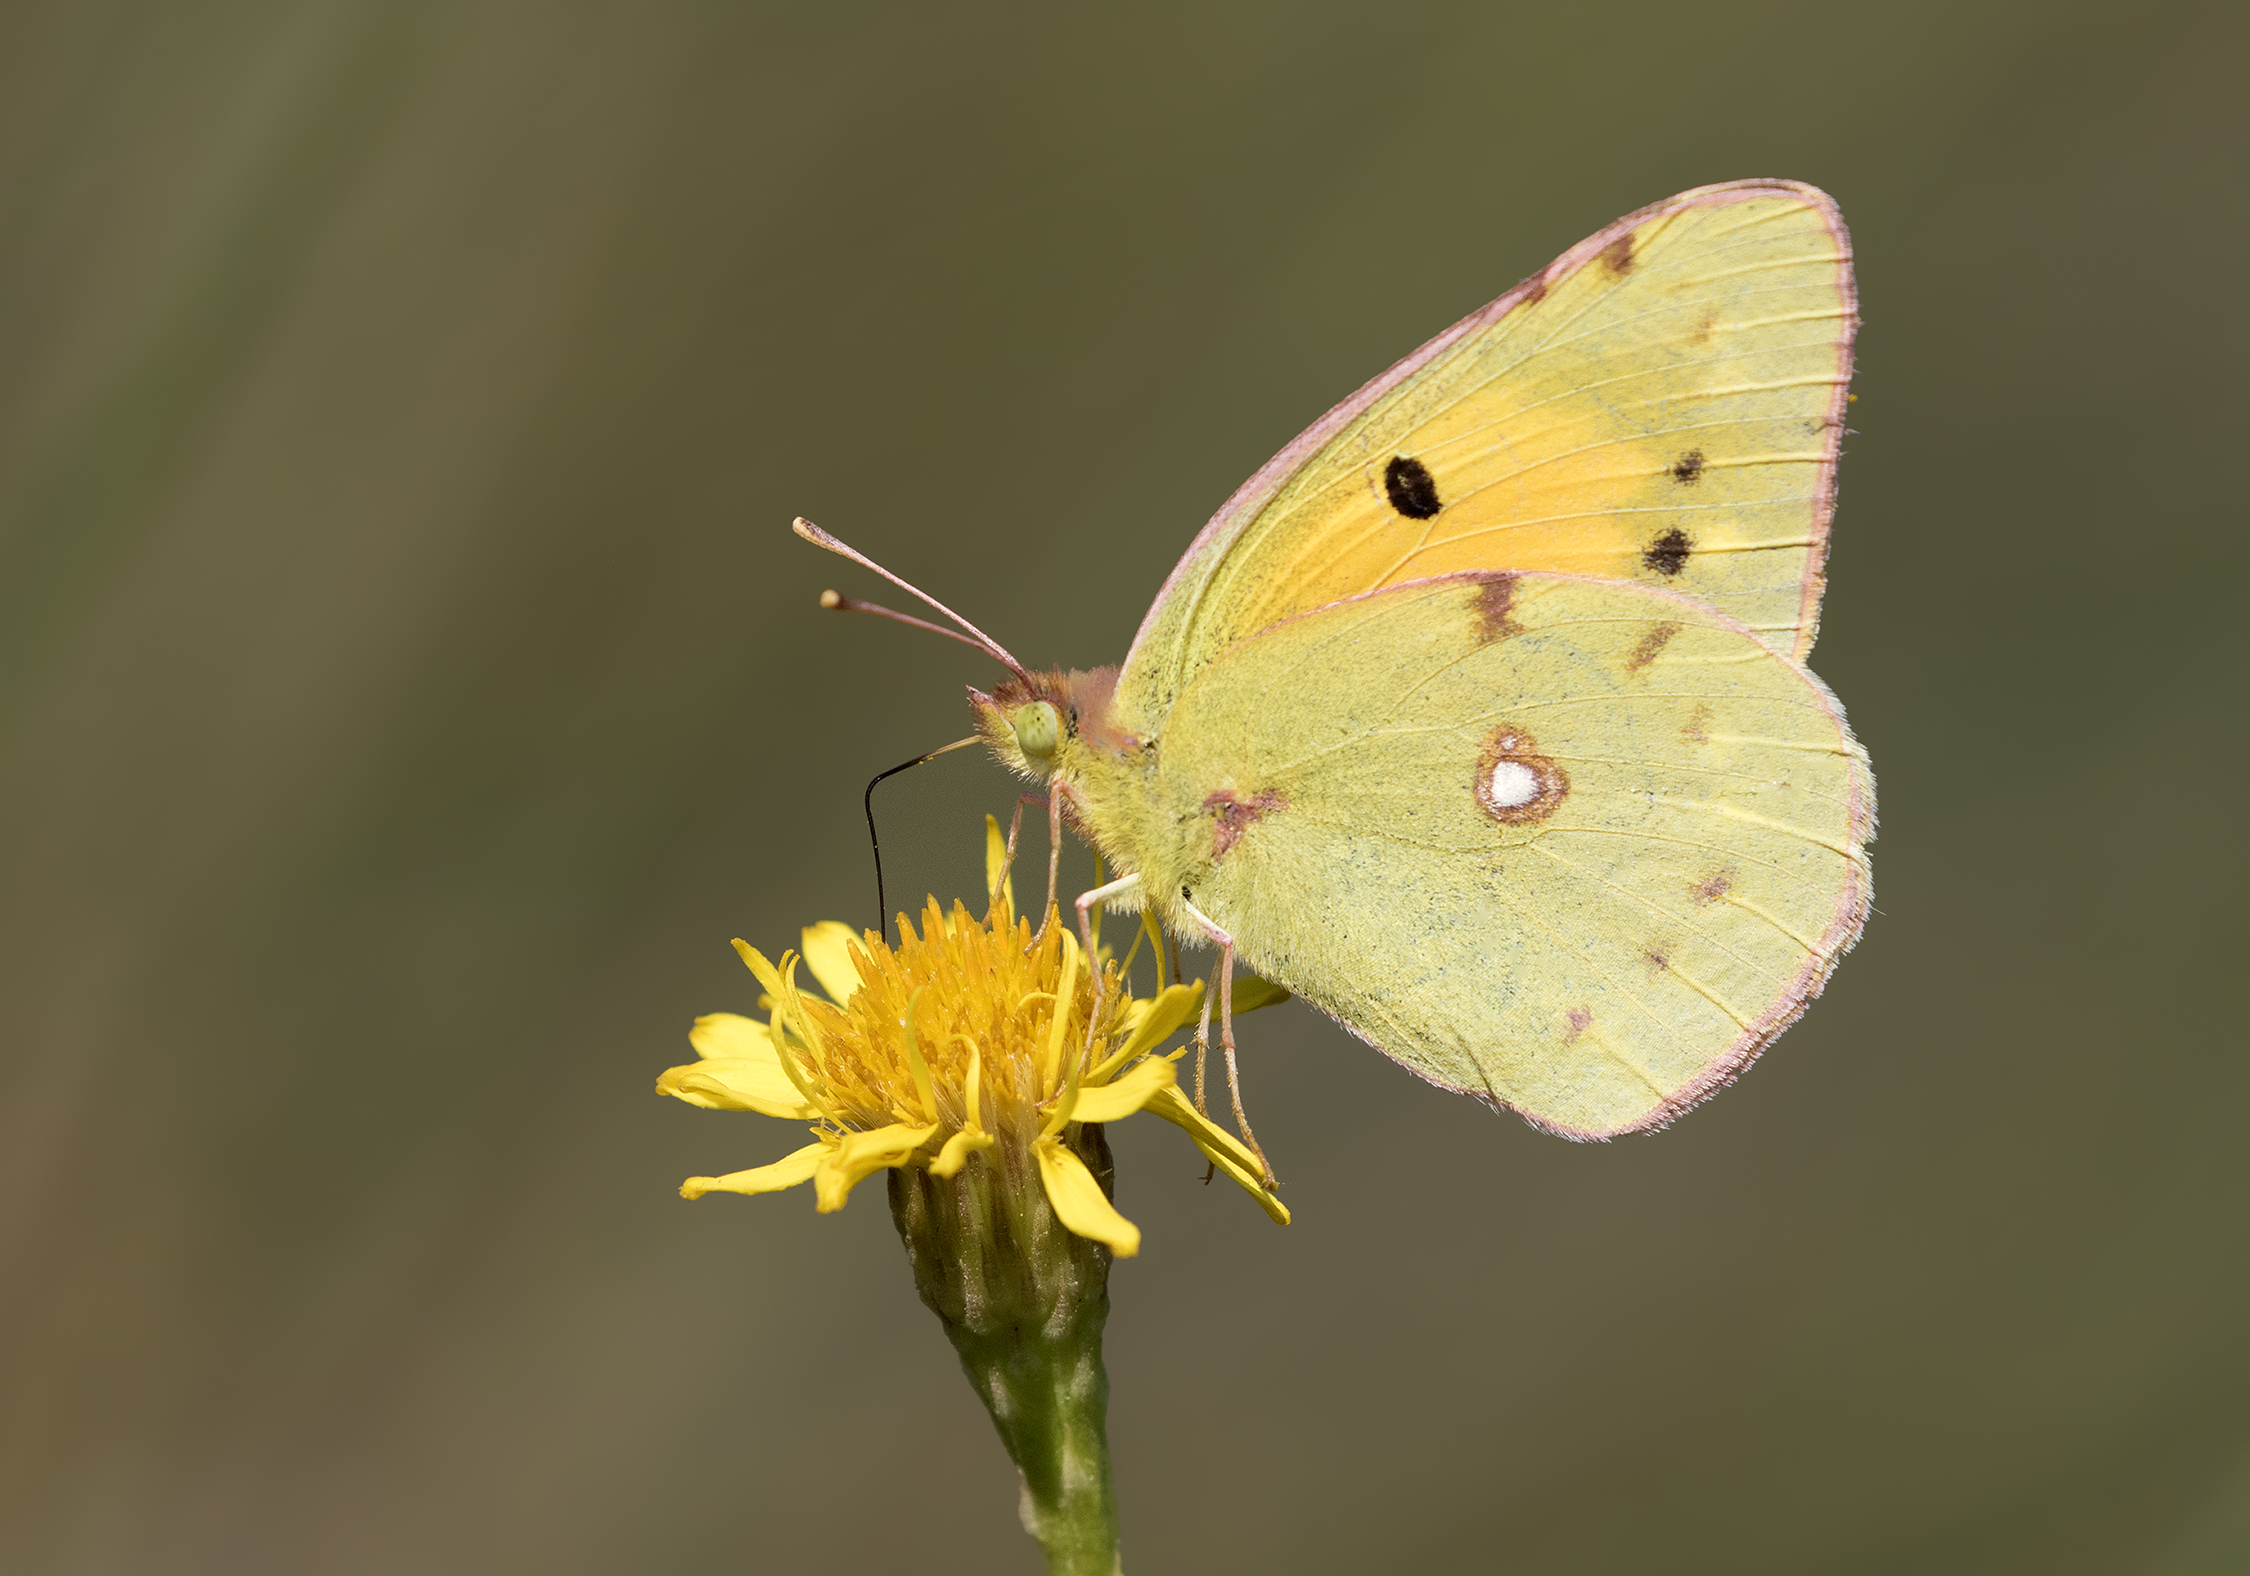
[889,1123,1122,1576]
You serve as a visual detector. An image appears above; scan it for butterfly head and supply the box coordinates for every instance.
[969,666,1127,783]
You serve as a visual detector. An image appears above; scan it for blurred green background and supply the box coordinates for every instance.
[3,2,2244,1571]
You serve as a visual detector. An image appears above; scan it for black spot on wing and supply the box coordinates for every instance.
[1671,450,1705,484]
[1384,455,1442,520]
[1643,528,1693,576]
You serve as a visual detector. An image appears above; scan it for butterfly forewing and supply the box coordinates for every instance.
[1117,182,1854,737]
[1145,572,1872,1137]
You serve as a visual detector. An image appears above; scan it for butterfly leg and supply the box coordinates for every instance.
[1179,895,1275,1188]
[1008,792,1065,945]
[1192,974,1214,1116]
[1074,871,1141,1058]
[1044,790,1063,928]
[1026,791,1065,945]
[1187,960,1221,1185]
[998,792,1047,912]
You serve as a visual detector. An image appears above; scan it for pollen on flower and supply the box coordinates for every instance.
[798,898,1130,1143]
[657,827,1291,1255]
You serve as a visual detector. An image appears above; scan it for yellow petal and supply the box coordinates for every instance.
[813,1122,939,1213]
[1089,982,1204,1084]
[1140,910,1169,989]
[677,1013,812,1115]
[680,1138,827,1200]
[1041,929,1080,1089]
[711,960,836,1122]
[655,1058,817,1119]
[1066,1056,1177,1124]
[765,951,839,1102]
[799,921,864,1003]
[731,939,788,997]
[1143,1087,1291,1225]
[900,989,939,1122]
[984,813,1015,920]
[930,1127,996,1178]
[1035,1137,1141,1257]
[963,1039,985,1132]
[688,1011,774,1061]
[1040,1011,1092,1138]
[1231,970,1292,1015]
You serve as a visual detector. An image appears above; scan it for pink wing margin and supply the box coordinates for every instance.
[1518,637,1875,1141]
[1121,179,1859,676]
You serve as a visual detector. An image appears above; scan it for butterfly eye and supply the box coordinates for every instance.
[1012,701,1061,760]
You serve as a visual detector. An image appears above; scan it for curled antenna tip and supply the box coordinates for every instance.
[819,588,844,610]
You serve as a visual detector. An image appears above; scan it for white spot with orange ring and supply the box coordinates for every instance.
[1475,722,1569,826]
[1486,760,1540,808]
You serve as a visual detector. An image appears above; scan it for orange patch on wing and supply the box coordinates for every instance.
[1624,621,1679,674]
[1205,788,1286,861]
[1473,574,1524,642]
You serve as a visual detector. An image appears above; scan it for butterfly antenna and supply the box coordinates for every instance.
[818,590,1002,659]
[864,736,982,941]
[794,517,1028,679]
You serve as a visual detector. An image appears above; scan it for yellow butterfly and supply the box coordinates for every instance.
[802,179,1872,1164]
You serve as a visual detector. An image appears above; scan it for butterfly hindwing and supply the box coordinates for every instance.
[1143,571,1873,1137]
[1116,181,1855,738]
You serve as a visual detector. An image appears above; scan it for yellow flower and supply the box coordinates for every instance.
[658,819,1288,1255]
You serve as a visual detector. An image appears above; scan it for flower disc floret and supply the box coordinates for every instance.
[658,827,1288,1254]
